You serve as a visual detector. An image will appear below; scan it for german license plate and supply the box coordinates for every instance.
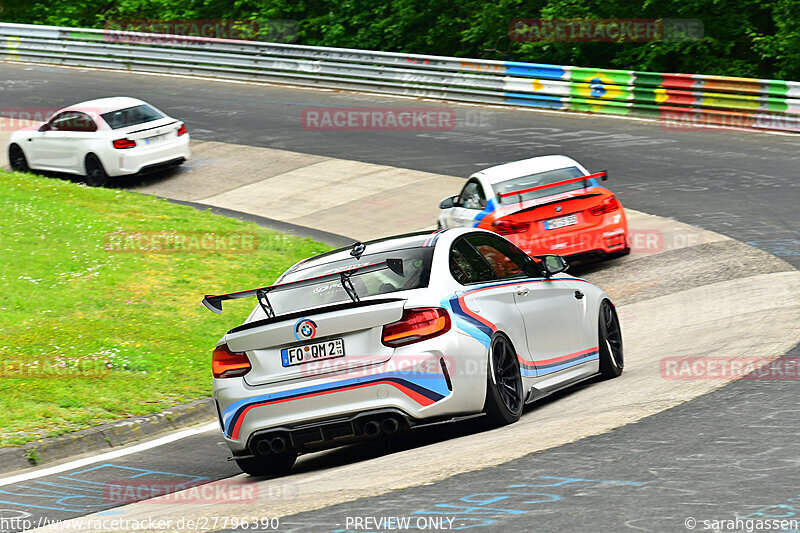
[544,214,578,230]
[144,134,167,145]
[281,338,345,367]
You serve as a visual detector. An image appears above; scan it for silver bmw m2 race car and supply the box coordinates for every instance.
[203,228,623,475]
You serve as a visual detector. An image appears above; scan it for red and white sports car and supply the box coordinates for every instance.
[437,155,629,260]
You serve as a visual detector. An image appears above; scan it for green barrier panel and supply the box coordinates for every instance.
[631,71,664,88]
[757,80,790,98]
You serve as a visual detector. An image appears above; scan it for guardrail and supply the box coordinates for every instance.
[1,22,798,132]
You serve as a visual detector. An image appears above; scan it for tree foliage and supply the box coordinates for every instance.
[1,0,797,80]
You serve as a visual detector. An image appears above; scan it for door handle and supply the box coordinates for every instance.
[574,290,584,300]
[515,286,529,296]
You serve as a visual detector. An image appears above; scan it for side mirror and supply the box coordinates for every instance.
[524,260,546,278]
[534,254,569,277]
[439,195,458,209]
[39,123,51,132]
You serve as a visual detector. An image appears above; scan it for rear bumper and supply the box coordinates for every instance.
[214,334,474,453]
[234,407,485,458]
[106,134,191,177]
[510,211,629,259]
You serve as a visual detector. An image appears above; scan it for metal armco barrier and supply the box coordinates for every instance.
[1,22,798,132]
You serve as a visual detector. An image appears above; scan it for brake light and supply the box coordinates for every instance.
[212,343,251,378]
[492,219,530,235]
[177,124,187,136]
[382,308,451,347]
[112,138,136,149]
[589,195,620,216]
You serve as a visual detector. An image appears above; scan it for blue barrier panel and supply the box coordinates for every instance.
[505,61,567,80]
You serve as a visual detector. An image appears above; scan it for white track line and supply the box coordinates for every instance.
[0,422,218,487]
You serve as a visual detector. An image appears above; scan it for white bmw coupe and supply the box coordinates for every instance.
[204,228,623,475]
[7,97,190,186]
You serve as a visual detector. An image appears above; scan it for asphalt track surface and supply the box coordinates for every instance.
[1,63,799,532]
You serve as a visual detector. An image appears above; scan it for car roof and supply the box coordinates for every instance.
[472,155,584,185]
[63,97,151,114]
[292,231,440,271]
[288,227,490,275]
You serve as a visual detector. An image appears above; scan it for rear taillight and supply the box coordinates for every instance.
[382,308,451,347]
[112,138,136,149]
[492,219,530,235]
[212,343,251,378]
[589,195,620,216]
[177,124,187,136]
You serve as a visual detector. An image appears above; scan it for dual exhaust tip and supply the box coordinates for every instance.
[364,416,401,438]
[255,435,288,456]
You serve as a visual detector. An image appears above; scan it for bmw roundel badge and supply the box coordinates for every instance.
[294,318,318,340]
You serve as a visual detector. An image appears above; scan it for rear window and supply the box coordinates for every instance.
[268,247,434,315]
[101,105,164,130]
[494,166,586,204]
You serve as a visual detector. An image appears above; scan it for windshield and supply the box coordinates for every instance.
[101,105,164,130]
[268,247,434,315]
[494,166,586,204]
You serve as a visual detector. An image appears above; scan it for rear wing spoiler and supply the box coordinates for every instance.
[202,258,404,315]
[498,170,607,203]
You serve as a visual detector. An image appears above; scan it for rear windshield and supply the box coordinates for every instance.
[101,105,164,130]
[494,166,586,204]
[268,247,433,315]
[268,247,434,315]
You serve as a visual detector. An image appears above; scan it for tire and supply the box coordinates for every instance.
[598,300,624,378]
[84,154,108,187]
[483,334,524,426]
[234,452,297,477]
[9,144,29,172]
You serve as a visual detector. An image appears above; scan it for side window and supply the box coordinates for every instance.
[449,237,496,285]
[50,112,98,132]
[458,180,487,210]
[466,233,531,280]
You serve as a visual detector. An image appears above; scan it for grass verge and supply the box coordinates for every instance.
[0,170,330,447]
